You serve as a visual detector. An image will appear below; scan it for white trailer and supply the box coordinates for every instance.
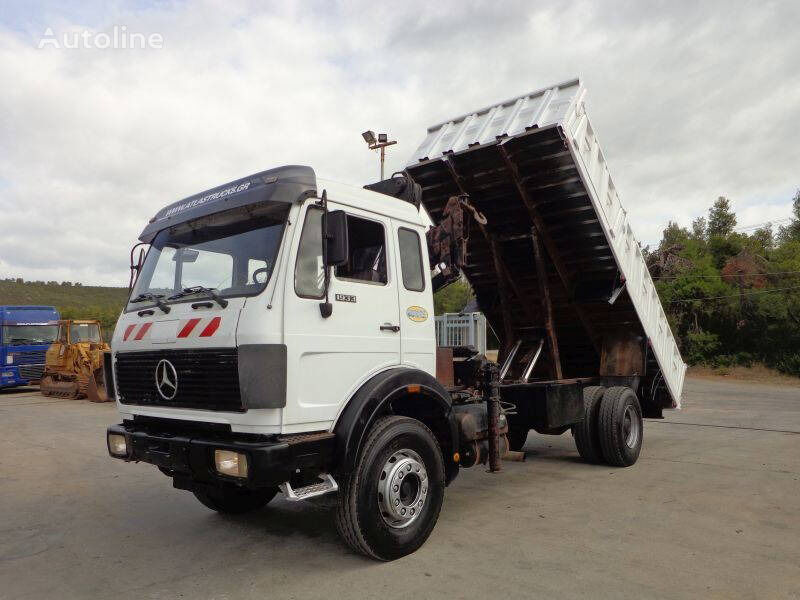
[105,79,684,561]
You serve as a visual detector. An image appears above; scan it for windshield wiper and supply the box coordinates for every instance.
[168,286,228,308]
[9,338,37,345]
[129,292,171,314]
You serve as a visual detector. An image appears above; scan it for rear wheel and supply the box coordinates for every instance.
[506,426,529,451]
[193,485,278,515]
[598,386,643,467]
[572,385,605,463]
[335,415,445,561]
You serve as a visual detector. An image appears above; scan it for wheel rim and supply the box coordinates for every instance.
[622,404,640,449]
[377,449,428,529]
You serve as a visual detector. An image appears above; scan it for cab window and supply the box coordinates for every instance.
[398,227,425,292]
[335,215,388,285]
[294,207,325,298]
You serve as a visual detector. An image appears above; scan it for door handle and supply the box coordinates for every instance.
[380,324,400,333]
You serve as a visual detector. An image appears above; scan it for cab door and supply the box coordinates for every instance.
[392,222,435,374]
[283,199,401,430]
[45,322,69,369]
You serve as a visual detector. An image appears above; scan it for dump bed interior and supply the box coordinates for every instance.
[404,79,686,408]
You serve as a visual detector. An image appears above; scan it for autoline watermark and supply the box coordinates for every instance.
[38,26,163,50]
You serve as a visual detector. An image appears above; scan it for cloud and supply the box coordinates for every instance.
[0,0,798,284]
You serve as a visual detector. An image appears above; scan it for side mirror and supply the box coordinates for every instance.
[323,210,349,267]
[173,248,199,263]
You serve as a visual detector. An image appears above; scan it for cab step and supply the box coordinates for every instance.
[279,474,338,501]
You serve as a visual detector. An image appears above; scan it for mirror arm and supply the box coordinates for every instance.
[129,242,148,291]
[318,190,333,318]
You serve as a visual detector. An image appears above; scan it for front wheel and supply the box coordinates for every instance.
[193,485,278,515]
[335,415,445,561]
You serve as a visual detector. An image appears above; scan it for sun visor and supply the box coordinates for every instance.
[138,165,316,243]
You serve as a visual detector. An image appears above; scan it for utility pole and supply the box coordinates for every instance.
[362,131,397,181]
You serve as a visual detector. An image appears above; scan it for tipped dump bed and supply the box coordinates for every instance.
[405,79,686,408]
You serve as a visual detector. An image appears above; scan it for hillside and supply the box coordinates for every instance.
[0,279,128,336]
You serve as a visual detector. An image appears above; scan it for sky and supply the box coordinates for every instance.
[0,0,798,286]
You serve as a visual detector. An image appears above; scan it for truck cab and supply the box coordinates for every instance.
[109,167,434,431]
[107,166,453,559]
[0,305,60,389]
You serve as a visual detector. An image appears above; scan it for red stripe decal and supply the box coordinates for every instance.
[199,317,221,337]
[134,322,152,341]
[123,324,136,341]
[177,318,201,338]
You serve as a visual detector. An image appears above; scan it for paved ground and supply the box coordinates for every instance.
[0,378,798,600]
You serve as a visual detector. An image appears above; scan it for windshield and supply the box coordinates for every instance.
[69,323,102,343]
[2,324,59,345]
[128,201,290,311]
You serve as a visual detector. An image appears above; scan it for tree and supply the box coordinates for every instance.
[691,216,707,241]
[644,193,800,377]
[750,223,774,254]
[659,221,690,249]
[708,232,745,269]
[785,189,800,241]
[707,196,737,237]
[433,279,473,315]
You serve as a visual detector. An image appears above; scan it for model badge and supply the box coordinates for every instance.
[336,294,357,303]
[155,359,178,400]
[406,306,428,322]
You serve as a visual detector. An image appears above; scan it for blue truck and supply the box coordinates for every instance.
[0,306,60,389]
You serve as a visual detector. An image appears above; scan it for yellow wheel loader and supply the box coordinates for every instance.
[40,320,111,402]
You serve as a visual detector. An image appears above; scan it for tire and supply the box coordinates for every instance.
[193,485,278,515]
[335,415,445,561]
[598,386,643,467]
[507,426,529,451]
[572,385,605,463]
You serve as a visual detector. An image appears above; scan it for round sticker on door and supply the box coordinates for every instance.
[406,306,429,322]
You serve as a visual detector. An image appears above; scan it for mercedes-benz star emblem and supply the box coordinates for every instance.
[155,359,178,400]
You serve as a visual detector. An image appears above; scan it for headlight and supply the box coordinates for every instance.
[1,371,13,378]
[107,433,128,457]
[6,355,13,365]
[214,449,248,478]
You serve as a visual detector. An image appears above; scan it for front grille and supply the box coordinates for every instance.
[13,350,47,365]
[115,348,243,411]
[19,364,45,380]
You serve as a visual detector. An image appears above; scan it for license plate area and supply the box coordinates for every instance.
[130,432,191,473]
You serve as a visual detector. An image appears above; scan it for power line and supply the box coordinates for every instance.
[655,270,800,280]
[667,285,800,303]
[642,217,795,247]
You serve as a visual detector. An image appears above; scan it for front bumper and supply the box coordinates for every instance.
[107,422,335,490]
[0,366,28,387]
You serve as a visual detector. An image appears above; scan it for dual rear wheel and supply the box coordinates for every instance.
[573,385,643,467]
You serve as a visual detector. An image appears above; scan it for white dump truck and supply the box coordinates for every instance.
[105,78,685,560]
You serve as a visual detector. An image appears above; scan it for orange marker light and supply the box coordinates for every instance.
[453,452,460,463]
[407,384,421,394]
